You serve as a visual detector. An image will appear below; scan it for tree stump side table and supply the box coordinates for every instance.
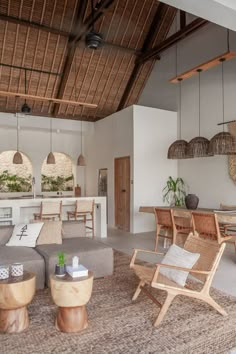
[50,271,94,333]
[0,271,36,333]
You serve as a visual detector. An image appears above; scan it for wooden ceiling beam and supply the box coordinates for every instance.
[139,17,208,64]
[180,10,186,29]
[52,0,115,117]
[0,90,97,108]
[117,4,175,111]
[0,13,69,37]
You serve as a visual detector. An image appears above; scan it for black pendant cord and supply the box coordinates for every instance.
[197,69,202,136]
[178,78,182,140]
[50,118,53,152]
[91,0,95,32]
[16,113,19,152]
[221,59,225,132]
[24,68,27,104]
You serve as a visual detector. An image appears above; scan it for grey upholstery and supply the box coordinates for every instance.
[36,237,113,287]
[62,220,86,239]
[0,226,14,245]
[0,245,45,289]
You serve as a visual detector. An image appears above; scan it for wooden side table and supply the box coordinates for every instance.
[0,271,36,333]
[50,271,94,333]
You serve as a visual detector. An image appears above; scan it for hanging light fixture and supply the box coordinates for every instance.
[209,57,236,155]
[187,69,212,158]
[13,112,23,164]
[46,118,55,164]
[168,18,188,160]
[77,119,86,166]
[168,78,189,159]
[21,68,31,114]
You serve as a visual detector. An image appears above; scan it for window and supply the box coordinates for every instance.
[0,151,32,192]
[41,152,74,192]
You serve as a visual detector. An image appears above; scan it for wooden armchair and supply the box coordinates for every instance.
[130,232,227,327]
[154,208,192,251]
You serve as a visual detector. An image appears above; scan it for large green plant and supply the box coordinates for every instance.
[41,174,73,192]
[162,176,187,206]
[0,170,32,192]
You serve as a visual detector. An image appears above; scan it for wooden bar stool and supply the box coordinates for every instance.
[34,201,62,221]
[67,200,95,238]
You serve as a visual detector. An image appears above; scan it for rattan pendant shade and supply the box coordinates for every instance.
[187,70,212,158]
[209,58,236,155]
[46,118,55,164]
[13,113,23,164]
[168,78,189,159]
[77,119,86,166]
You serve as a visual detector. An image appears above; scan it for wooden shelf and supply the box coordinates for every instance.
[169,51,236,83]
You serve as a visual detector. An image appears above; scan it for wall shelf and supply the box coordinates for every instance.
[169,51,236,83]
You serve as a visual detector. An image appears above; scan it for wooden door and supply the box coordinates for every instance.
[115,156,130,231]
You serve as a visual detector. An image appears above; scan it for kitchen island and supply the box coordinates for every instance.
[0,196,107,238]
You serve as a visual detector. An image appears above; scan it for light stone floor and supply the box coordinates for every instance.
[97,227,236,297]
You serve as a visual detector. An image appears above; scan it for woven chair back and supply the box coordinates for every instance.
[220,204,236,210]
[184,232,222,282]
[41,201,61,215]
[192,212,219,241]
[76,199,94,213]
[154,208,173,228]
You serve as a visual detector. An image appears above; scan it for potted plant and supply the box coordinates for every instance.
[55,252,66,276]
[162,176,187,206]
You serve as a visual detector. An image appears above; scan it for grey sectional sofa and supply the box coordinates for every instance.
[0,221,113,289]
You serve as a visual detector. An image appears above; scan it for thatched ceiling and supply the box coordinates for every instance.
[0,0,180,121]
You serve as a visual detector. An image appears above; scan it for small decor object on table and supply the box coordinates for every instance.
[55,252,66,277]
[185,194,199,210]
[66,256,88,278]
[0,265,9,280]
[11,263,24,277]
[0,271,36,333]
[50,271,93,333]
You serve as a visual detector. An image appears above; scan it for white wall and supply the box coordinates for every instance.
[139,23,236,208]
[85,106,134,228]
[0,112,93,197]
[133,106,177,232]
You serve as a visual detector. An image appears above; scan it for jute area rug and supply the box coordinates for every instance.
[2,251,236,354]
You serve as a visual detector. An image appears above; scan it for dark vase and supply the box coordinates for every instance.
[185,194,199,210]
[55,264,66,276]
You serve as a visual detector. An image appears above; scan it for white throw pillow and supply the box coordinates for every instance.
[160,244,200,287]
[6,223,44,247]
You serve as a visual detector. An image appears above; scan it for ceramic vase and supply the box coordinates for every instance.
[185,194,199,210]
[55,264,66,277]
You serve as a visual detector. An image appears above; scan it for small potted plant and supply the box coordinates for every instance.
[162,176,187,206]
[55,252,66,276]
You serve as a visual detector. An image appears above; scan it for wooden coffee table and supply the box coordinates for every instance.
[0,271,36,333]
[50,271,94,333]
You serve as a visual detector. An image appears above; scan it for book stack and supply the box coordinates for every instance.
[66,264,88,278]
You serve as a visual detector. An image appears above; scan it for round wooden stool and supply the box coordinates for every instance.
[0,271,36,333]
[50,271,93,333]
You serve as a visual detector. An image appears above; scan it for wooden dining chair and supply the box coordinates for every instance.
[34,201,62,221]
[192,212,232,244]
[130,232,227,327]
[154,208,192,251]
[67,199,95,238]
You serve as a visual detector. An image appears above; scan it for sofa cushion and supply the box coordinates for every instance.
[62,221,86,239]
[0,245,45,289]
[36,237,113,287]
[0,226,14,245]
[6,223,44,247]
[36,221,63,245]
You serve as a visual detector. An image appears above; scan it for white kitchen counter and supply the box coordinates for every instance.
[0,196,107,238]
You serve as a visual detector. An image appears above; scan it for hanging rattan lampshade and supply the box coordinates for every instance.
[167,140,188,159]
[46,118,55,164]
[209,131,236,155]
[187,69,212,158]
[13,113,23,164]
[209,57,236,155]
[13,151,23,164]
[77,154,86,166]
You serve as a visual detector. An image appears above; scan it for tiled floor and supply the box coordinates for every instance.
[98,227,236,297]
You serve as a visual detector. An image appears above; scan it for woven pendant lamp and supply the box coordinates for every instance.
[168,78,189,159]
[187,69,212,158]
[46,118,55,164]
[209,58,236,155]
[13,113,23,164]
[77,119,86,166]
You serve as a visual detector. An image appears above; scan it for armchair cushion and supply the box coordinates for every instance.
[159,244,200,286]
